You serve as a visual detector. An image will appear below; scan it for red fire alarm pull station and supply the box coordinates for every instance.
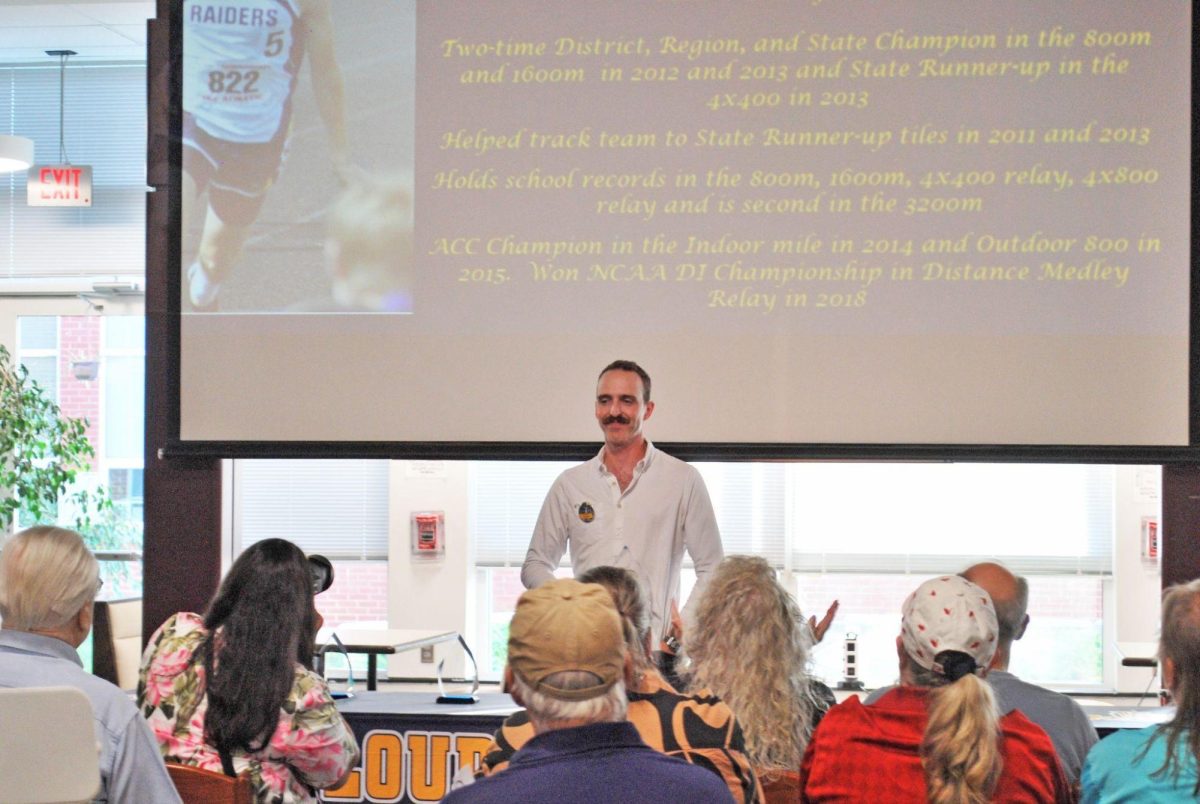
[1141,516,1159,560]
[412,511,445,557]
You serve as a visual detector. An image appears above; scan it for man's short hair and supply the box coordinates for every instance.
[0,526,98,631]
[960,563,1029,644]
[598,360,651,403]
[508,668,628,726]
[993,574,1029,642]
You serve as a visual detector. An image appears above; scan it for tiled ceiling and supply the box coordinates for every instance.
[0,1,155,64]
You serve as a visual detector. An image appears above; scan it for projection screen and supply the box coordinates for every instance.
[175,1,1193,453]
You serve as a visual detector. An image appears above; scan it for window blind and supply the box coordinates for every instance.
[470,461,574,566]
[789,463,1114,575]
[0,62,146,280]
[470,460,1114,576]
[469,459,788,568]
[234,459,389,560]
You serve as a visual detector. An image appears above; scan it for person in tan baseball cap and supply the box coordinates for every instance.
[445,578,733,803]
[506,577,628,708]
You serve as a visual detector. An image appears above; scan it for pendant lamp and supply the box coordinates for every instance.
[0,134,34,173]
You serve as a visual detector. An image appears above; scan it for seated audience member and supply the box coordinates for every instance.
[1082,578,1200,802]
[802,575,1072,803]
[445,578,733,803]
[866,561,1098,785]
[481,566,762,803]
[0,526,181,803]
[684,555,834,802]
[139,538,359,803]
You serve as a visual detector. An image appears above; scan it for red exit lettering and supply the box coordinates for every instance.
[38,167,83,199]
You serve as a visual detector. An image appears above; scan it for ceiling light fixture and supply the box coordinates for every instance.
[0,134,34,173]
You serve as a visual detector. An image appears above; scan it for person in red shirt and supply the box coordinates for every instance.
[801,575,1073,803]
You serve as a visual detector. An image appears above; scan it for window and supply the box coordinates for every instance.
[15,314,146,599]
[233,459,390,634]
[0,63,147,282]
[468,460,1121,686]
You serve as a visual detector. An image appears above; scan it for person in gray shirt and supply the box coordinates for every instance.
[865,561,1097,786]
[0,526,181,803]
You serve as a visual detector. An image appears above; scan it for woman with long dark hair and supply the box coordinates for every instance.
[138,538,359,802]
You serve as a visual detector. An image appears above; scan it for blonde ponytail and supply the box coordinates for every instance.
[919,670,1003,804]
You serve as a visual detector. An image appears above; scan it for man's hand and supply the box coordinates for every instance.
[660,598,685,654]
[807,600,839,644]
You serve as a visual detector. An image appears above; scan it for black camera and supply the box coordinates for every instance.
[308,554,334,595]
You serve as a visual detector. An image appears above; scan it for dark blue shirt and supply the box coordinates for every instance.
[446,719,734,803]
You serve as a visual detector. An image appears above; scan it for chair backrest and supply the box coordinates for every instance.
[0,686,101,804]
[761,769,801,804]
[166,762,253,804]
[92,597,143,690]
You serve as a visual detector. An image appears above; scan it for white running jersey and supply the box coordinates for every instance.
[184,0,305,143]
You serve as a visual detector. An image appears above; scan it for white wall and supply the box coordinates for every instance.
[1112,465,1163,692]
[386,460,475,679]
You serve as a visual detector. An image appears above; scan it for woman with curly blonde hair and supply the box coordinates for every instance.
[684,555,831,801]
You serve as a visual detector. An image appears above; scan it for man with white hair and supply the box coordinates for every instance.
[445,578,732,803]
[0,526,181,803]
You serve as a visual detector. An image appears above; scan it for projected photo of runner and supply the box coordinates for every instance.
[180,0,414,314]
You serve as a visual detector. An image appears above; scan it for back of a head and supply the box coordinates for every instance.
[900,575,1002,804]
[0,526,97,631]
[961,562,1029,645]
[578,565,653,680]
[506,578,628,729]
[687,555,812,774]
[202,538,316,753]
[1154,578,1200,793]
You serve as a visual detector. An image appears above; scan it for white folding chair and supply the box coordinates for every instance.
[0,686,101,803]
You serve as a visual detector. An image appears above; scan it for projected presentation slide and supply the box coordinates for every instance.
[179,1,1191,448]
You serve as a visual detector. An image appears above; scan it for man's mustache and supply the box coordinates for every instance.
[603,415,631,425]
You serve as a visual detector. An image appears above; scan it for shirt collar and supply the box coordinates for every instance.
[514,720,644,762]
[595,439,656,476]
[0,629,83,667]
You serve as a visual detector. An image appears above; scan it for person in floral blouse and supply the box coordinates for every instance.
[138,538,359,803]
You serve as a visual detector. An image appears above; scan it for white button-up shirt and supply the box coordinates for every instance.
[522,441,724,639]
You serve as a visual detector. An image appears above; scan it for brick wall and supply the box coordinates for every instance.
[490,567,525,612]
[315,561,388,629]
[56,316,102,449]
[797,572,1102,621]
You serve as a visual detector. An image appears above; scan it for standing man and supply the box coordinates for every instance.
[522,360,723,640]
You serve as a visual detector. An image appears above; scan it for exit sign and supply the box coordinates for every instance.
[27,164,92,206]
